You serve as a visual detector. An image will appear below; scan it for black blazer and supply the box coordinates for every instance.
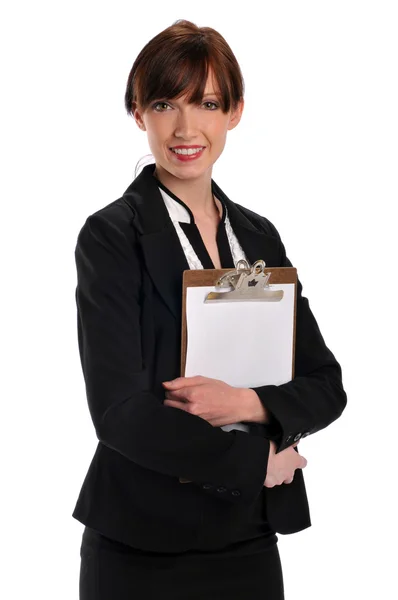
[72,162,347,552]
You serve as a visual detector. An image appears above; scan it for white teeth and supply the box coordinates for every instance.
[171,147,204,155]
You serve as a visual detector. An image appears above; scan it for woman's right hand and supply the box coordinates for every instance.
[264,440,307,487]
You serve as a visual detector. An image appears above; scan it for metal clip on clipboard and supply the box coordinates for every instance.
[204,259,284,303]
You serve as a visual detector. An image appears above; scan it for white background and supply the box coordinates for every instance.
[2,1,397,598]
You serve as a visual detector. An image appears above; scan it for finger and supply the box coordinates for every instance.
[164,399,188,409]
[165,388,190,401]
[264,474,277,488]
[163,376,203,389]
[164,389,190,402]
[283,476,294,484]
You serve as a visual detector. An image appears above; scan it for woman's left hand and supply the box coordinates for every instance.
[162,375,245,428]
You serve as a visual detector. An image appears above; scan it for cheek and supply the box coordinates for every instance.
[147,128,161,146]
[146,119,167,142]
[210,124,228,142]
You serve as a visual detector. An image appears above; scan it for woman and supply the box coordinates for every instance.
[75,19,347,600]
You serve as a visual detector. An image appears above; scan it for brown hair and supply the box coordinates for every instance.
[124,19,244,117]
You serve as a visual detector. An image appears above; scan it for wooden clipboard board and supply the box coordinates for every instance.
[178,259,297,483]
[180,259,298,379]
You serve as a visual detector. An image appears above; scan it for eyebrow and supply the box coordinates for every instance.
[154,92,219,104]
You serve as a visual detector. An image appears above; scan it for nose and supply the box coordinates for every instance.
[174,106,199,139]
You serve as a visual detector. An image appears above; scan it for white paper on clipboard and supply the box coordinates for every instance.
[184,283,295,432]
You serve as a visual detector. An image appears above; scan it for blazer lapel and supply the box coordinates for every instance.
[122,163,280,323]
[210,178,281,269]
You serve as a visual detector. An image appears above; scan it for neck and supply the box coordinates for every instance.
[153,163,222,222]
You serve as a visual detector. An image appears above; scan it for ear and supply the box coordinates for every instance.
[228,97,244,131]
[132,101,146,131]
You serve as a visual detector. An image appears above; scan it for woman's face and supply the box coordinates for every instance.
[133,70,244,180]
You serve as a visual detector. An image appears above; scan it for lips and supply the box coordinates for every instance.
[169,146,205,150]
[168,146,206,161]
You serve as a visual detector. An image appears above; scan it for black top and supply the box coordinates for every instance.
[155,176,236,269]
[153,178,278,555]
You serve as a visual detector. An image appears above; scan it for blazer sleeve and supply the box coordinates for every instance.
[74,212,271,505]
[249,218,347,453]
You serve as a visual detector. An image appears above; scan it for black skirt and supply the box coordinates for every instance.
[79,526,285,600]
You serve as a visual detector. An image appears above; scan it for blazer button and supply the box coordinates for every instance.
[216,487,227,493]
[231,490,241,497]
[294,433,302,442]
[202,483,213,489]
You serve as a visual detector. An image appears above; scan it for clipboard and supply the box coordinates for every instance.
[178,259,298,484]
[180,259,298,381]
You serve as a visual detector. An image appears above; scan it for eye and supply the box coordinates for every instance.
[203,101,219,110]
[152,100,219,112]
[152,101,170,112]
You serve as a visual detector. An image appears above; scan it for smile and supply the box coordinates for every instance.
[168,147,206,162]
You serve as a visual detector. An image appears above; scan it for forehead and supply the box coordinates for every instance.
[173,68,221,99]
